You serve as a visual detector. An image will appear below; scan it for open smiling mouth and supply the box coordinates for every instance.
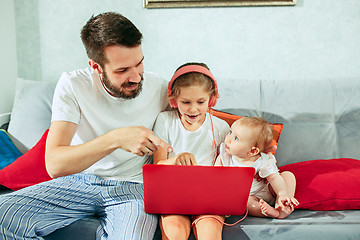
[187,114,199,119]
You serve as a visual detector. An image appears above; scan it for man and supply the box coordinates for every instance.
[0,12,171,239]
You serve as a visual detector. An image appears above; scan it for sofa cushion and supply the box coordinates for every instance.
[0,130,52,190]
[8,78,56,149]
[0,129,23,170]
[279,158,360,210]
[209,108,283,155]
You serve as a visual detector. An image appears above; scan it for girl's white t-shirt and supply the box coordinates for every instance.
[51,68,168,182]
[153,111,230,166]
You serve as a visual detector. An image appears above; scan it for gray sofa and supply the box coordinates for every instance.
[1,76,360,239]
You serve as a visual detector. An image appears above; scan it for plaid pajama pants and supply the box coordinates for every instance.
[0,173,157,240]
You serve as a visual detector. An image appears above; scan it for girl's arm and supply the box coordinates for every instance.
[153,146,197,165]
[214,155,223,166]
[153,146,176,165]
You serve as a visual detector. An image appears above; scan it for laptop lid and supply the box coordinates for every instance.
[143,164,255,215]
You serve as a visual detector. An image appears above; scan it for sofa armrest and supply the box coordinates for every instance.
[0,112,11,130]
[0,112,28,153]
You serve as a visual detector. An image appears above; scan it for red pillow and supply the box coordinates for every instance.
[209,108,284,154]
[0,130,52,190]
[279,158,360,210]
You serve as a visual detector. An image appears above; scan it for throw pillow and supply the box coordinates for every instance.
[0,129,23,170]
[7,78,56,149]
[209,108,284,154]
[0,129,52,190]
[279,158,360,210]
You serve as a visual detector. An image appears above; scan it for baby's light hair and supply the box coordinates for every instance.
[235,117,273,152]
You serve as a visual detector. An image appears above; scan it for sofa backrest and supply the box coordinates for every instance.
[7,77,360,166]
[216,78,360,165]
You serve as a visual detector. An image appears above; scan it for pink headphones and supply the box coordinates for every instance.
[167,64,219,108]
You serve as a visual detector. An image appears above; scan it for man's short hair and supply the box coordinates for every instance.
[81,12,143,67]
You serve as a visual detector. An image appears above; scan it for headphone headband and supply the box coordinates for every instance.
[167,64,219,108]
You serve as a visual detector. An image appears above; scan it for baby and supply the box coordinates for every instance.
[215,117,299,219]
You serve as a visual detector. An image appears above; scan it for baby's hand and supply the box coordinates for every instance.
[278,195,299,210]
[175,153,197,166]
[287,197,300,208]
[264,145,277,154]
[255,173,268,183]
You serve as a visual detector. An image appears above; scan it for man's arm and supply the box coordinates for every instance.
[45,121,172,178]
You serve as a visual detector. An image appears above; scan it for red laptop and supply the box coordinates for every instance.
[142,164,255,215]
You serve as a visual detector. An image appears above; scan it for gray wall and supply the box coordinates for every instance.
[14,0,360,83]
[1,0,360,113]
[0,0,17,114]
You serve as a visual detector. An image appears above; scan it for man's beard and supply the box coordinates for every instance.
[101,72,143,99]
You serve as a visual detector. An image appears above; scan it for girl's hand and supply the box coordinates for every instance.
[175,152,197,165]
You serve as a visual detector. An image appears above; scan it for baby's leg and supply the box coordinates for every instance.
[192,215,224,240]
[159,214,191,240]
[280,171,296,198]
[247,195,272,217]
[269,171,297,219]
[248,194,283,218]
[259,199,281,218]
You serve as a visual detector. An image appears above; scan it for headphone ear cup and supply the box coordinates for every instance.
[208,96,218,108]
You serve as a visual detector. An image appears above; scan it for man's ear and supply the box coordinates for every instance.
[248,147,260,156]
[89,60,102,75]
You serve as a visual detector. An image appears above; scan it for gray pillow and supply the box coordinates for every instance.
[8,78,56,149]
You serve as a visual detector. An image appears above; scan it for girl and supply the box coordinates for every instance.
[153,62,229,240]
[215,117,299,219]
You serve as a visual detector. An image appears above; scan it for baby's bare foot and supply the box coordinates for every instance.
[277,205,294,219]
[259,199,280,218]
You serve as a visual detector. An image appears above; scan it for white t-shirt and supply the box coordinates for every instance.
[51,68,168,182]
[218,143,279,195]
[153,111,230,166]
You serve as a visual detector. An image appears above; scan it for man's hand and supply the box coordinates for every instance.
[175,152,197,166]
[115,126,172,156]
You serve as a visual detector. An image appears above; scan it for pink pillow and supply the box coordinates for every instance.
[279,158,360,210]
[0,130,52,190]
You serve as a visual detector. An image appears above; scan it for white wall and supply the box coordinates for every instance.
[0,0,17,114]
[14,0,360,84]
